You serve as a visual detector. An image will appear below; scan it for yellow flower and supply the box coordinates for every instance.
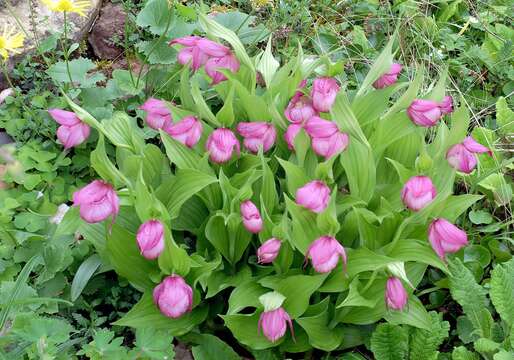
[251,0,273,9]
[0,25,25,60]
[41,0,91,16]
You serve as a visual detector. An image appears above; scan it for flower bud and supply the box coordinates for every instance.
[439,95,453,114]
[306,236,347,273]
[428,218,468,260]
[311,131,349,159]
[136,220,165,260]
[401,176,436,211]
[311,77,340,112]
[206,128,240,163]
[295,180,330,213]
[164,116,202,148]
[153,275,193,318]
[257,238,281,264]
[373,63,402,89]
[139,98,172,130]
[385,277,408,311]
[240,200,263,233]
[49,109,90,149]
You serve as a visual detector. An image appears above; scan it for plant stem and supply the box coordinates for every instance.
[63,11,75,88]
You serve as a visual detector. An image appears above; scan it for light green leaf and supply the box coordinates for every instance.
[191,80,221,127]
[191,334,240,360]
[114,293,208,335]
[409,311,450,360]
[256,36,280,87]
[340,138,376,203]
[228,281,267,315]
[70,254,102,301]
[90,134,127,187]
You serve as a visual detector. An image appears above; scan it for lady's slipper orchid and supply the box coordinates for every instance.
[311,77,340,112]
[153,275,193,318]
[306,236,347,273]
[240,200,263,233]
[73,180,119,224]
[236,122,276,153]
[257,238,281,264]
[49,109,90,149]
[385,277,408,311]
[446,136,491,173]
[428,218,468,260]
[136,220,165,260]
[295,180,330,213]
[206,128,240,163]
[164,116,203,148]
[139,98,172,130]
[401,176,437,211]
[373,63,402,89]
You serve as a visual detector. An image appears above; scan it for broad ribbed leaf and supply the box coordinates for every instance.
[489,258,514,326]
[370,323,409,360]
[409,311,450,360]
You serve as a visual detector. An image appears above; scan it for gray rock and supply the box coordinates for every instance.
[88,3,125,60]
[0,0,102,86]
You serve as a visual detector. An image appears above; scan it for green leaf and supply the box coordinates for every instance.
[356,33,395,98]
[114,293,208,335]
[448,259,491,338]
[205,214,252,264]
[370,323,409,360]
[256,36,279,87]
[133,328,175,360]
[216,84,235,127]
[452,346,480,360]
[496,97,514,134]
[70,254,102,301]
[191,334,240,360]
[489,258,514,326]
[160,130,212,173]
[136,39,177,65]
[47,58,105,87]
[228,281,267,315]
[385,296,433,330]
[211,11,269,45]
[191,79,221,127]
[277,158,310,196]
[331,93,368,145]
[340,138,376,203]
[474,338,500,353]
[222,312,277,350]
[107,223,157,291]
[102,112,145,153]
[112,69,145,96]
[90,134,126,187]
[166,169,218,218]
[409,311,450,360]
[260,156,278,214]
[296,304,344,351]
[447,102,471,147]
[261,274,327,319]
[136,0,173,35]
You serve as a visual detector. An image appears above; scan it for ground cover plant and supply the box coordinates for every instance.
[0,0,512,359]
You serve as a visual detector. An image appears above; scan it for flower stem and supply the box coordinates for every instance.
[62,11,75,88]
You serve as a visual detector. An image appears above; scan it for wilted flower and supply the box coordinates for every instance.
[295,180,330,213]
[311,77,340,112]
[257,238,281,264]
[240,200,263,233]
[306,236,347,273]
[48,109,90,149]
[206,128,240,163]
[373,63,402,89]
[153,275,193,318]
[0,25,25,60]
[136,220,165,260]
[446,136,491,173]
[139,98,172,130]
[41,0,91,16]
[385,277,408,311]
[73,180,119,223]
[236,122,276,153]
[401,176,436,211]
[164,116,202,148]
[428,218,468,260]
